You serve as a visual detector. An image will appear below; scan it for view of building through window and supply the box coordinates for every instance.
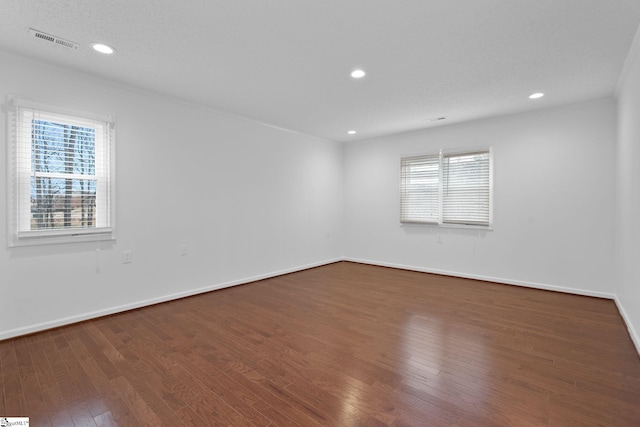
[30,119,98,230]
[9,99,114,246]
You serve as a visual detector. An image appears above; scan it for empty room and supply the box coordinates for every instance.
[2,1,640,426]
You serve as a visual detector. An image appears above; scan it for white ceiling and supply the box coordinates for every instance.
[1,0,639,142]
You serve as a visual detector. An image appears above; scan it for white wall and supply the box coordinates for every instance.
[0,50,344,339]
[344,98,617,297]
[616,32,640,349]
[0,48,627,342]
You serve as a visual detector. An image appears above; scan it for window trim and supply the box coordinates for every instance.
[6,96,116,246]
[400,147,493,229]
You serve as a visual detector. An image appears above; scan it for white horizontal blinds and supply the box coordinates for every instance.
[400,154,440,223]
[16,106,110,233]
[93,115,111,230]
[442,150,491,226]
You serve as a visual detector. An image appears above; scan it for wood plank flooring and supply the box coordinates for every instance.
[1,261,640,426]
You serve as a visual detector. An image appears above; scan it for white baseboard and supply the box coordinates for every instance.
[342,257,617,299]
[614,297,640,356]
[6,256,635,358]
[344,257,640,356]
[0,257,342,341]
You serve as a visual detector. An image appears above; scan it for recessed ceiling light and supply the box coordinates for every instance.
[350,69,366,79]
[529,92,544,99]
[92,43,115,54]
[347,130,357,135]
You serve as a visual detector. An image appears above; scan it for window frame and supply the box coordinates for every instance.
[6,96,116,246]
[400,148,493,229]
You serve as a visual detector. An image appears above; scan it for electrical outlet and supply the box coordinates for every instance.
[179,245,188,256]
[122,250,133,264]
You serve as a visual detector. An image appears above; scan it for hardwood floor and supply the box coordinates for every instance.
[1,261,640,426]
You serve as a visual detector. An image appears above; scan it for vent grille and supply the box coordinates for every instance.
[29,28,78,50]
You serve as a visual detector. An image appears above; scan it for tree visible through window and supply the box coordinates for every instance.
[31,120,97,229]
[8,98,115,245]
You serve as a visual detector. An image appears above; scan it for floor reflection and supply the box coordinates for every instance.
[400,313,490,412]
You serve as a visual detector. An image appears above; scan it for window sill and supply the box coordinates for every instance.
[9,229,115,247]
[400,221,493,231]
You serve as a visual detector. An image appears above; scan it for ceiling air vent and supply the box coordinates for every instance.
[29,28,78,50]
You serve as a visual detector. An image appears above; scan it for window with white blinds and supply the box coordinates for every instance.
[400,154,440,223]
[400,149,492,227]
[7,97,115,246]
[442,151,491,225]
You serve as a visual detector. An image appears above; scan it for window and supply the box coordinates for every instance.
[7,97,115,246]
[400,149,492,227]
